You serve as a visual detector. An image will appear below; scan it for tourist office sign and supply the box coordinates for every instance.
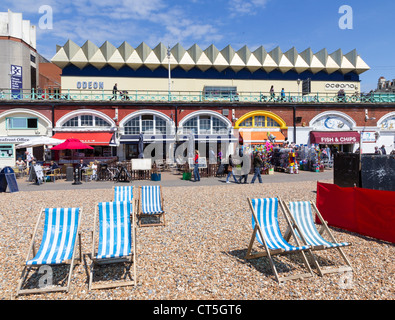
[0,136,32,144]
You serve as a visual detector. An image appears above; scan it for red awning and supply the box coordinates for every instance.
[52,132,114,146]
[310,131,360,145]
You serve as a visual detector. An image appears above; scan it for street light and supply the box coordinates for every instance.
[297,78,301,102]
[167,45,171,94]
[359,109,376,169]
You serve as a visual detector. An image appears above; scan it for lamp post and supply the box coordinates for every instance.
[297,78,301,102]
[360,109,376,169]
[167,45,171,95]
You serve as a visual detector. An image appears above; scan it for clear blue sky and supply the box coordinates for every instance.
[2,0,395,92]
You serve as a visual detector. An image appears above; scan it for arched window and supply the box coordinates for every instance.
[235,111,287,130]
[182,115,229,135]
[63,115,111,128]
[124,114,170,135]
[239,116,281,128]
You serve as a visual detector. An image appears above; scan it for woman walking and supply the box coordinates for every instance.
[194,150,201,182]
[226,155,238,184]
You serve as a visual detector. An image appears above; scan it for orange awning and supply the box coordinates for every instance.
[52,132,114,146]
[240,131,285,144]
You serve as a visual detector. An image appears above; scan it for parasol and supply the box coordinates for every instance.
[51,138,94,151]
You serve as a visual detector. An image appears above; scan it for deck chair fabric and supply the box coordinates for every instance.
[246,198,313,283]
[141,186,163,214]
[288,201,350,249]
[16,207,82,296]
[114,186,133,202]
[138,186,166,227]
[251,198,310,252]
[27,208,81,265]
[96,201,132,260]
[89,201,136,290]
[285,200,353,275]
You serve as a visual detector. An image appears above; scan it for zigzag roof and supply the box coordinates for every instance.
[51,40,370,75]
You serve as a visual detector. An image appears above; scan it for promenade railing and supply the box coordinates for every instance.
[1,88,394,104]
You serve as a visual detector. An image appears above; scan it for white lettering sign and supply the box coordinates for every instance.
[325,83,357,91]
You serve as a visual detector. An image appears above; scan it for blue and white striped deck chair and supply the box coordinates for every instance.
[246,198,314,283]
[16,207,82,296]
[285,200,353,275]
[114,186,133,202]
[138,185,166,227]
[89,201,136,290]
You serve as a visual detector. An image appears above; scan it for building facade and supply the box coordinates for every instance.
[1,33,395,168]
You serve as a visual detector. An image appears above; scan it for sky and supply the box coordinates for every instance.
[2,0,395,92]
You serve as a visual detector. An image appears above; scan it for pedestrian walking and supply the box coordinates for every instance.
[380,145,387,155]
[270,85,275,101]
[251,152,263,184]
[110,83,118,100]
[193,150,201,182]
[225,155,238,184]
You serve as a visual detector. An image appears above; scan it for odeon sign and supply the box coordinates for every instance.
[76,81,104,90]
[324,83,357,91]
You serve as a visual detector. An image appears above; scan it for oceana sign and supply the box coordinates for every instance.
[325,83,358,91]
[76,81,104,90]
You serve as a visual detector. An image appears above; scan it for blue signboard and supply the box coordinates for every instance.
[11,65,23,100]
[0,167,19,193]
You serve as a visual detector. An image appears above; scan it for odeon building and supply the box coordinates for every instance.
[1,39,395,166]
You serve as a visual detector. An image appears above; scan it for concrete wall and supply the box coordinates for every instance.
[60,76,360,96]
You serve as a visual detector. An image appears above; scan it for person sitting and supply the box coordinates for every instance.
[16,157,26,168]
[49,161,59,173]
[78,159,87,171]
[91,160,98,180]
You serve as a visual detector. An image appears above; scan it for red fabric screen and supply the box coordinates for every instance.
[316,182,395,243]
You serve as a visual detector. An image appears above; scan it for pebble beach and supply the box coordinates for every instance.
[0,178,393,300]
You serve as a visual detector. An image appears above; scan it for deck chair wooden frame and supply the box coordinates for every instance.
[16,207,82,296]
[88,200,137,290]
[137,186,166,227]
[282,200,353,276]
[245,197,314,283]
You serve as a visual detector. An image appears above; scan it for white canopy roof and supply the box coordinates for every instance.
[51,40,370,75]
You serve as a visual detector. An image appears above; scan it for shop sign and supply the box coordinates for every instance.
[361,132,377,143]
[324,83,357,91]
[318,136,358,144]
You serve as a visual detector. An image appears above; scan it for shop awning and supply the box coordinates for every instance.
[52,132,115,146]
[310,131,360,145]
[240,131,285,144]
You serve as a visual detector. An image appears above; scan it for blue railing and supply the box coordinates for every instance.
[1,88,394,104]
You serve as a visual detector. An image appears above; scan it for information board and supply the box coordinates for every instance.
[131,158,152,170]
[0,167,19,193]
[188,157,207,169]
[30,164,45,185]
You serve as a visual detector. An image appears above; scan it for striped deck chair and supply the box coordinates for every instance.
[114,186,133,202]
[16,207,82,296]
[89,201,137,290]
[137,185,166,227]
[283,200,353,276]
[246,198,314,283]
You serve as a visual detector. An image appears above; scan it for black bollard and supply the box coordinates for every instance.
[72,166,82,185]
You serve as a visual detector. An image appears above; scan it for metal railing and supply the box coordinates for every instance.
[1,88,395,104]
